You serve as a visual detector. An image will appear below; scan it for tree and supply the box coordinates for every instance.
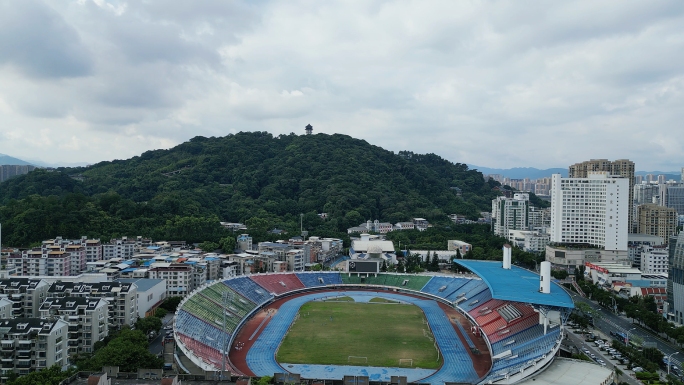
[199,241,219,252]
[7,364,75,385]
[154,307,168,318]
[160,296,182,312]
[551,270,568,280]
[82,328,163,372]
[396,260,405,273]
[380,260,387,272]
[219,236,237,253]
[430,253,440,272]
[135,316,162,335]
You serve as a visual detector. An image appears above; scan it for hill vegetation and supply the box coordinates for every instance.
[0,132,505,247]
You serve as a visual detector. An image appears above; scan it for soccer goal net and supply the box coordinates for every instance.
[348,356,368,364]
[399,358,413,367]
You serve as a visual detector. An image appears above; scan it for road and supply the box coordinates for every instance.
[149,313,174,356]
[571,291,683,380]
[564,328,641,385]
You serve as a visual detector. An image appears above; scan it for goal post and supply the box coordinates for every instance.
[399,358,413,367]
[348,356,368,364]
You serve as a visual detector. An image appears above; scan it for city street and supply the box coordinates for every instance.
[149,313,174,356]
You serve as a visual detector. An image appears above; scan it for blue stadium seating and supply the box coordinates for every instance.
[446,279,487,302]
[222,276,274,305]
[175,309,230,352]
[419,276,470,299]
[295,272,343,287]
[458,288,493,313]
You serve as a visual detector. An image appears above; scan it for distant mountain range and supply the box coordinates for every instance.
[0,154,34,166]
[469,165,681,181]
[467,165,568,179]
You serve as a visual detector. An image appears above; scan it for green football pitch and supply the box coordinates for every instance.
[275,300,442,369]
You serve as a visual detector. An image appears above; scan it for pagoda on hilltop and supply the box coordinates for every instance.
[305,124,313,135]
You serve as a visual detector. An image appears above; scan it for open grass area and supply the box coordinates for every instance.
[276,301,442,369]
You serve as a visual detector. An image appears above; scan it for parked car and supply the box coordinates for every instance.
[633,367,644,373]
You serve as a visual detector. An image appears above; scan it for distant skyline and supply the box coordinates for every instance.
[1,1,683,170]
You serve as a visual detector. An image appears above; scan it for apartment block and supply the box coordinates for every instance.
[637,204,678,240]
[148,264,197,297]
[47,282,137,328]
[117,279,166,318]
[0,318,69,380]
[0,279,50,318]
[8,248,72,277]
[667,232,684,324]
[492,193,529,237]
[642,247,669,275]
[39,297,108,354]
[550,172,629,251]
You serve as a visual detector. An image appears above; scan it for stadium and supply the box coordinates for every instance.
[172,255,575,384]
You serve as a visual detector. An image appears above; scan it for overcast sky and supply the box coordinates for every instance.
[1,1,683,171]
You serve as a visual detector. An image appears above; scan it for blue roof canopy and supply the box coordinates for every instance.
[455,260,574,308]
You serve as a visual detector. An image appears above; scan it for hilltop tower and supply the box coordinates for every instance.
[305,124,313,135]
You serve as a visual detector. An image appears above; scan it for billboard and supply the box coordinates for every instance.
[348,260,379,273]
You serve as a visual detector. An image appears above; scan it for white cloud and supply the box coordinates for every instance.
[0,0,682,171]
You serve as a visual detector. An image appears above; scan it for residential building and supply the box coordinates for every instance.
[569,159,635,231]
[0,279,50,318]
[550,172,629,251]
[0,318,69,379]
[0,298,13,319]
[9,248,72,277]
[236,234,253,252]
[117,279,166,318]
[39,297,108,354]
[412,218,429,231]
[634,183,659,206]
[47,282,138,328]
[641,247,670,274]
[637,204,678,239]
[148,264,196,297]
[628,234,665,270]
[492,193,530,237]
[0,165,36,182]
[102,237,138,260]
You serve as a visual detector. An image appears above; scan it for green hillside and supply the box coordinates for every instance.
[0,132,502,247]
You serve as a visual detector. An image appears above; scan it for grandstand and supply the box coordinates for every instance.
[174,263,573,384]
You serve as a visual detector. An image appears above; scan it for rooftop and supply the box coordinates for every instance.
[455,260,574,308]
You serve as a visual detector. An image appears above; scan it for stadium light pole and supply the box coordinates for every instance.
[668,352,679,376]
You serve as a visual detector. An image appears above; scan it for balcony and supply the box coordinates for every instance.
[0,341,14,351]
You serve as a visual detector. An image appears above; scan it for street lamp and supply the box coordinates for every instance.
[668,352,679,376]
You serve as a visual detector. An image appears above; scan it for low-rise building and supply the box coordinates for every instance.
[117,279,166,318]
[148,264,196,297]
[0,318,69,379]
[39,297,108,355]
[447,240,472,256]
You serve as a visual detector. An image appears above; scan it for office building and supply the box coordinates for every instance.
[569,159,635,231]
[660,182,684,216]
[492,193,529,237]
[667,232,684,324]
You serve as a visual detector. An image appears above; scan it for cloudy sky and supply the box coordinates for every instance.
[0,0,683,171]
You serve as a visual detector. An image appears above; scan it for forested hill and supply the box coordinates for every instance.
[0,132,502,246]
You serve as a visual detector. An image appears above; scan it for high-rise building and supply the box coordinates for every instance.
[550,172,629,251]
[681,167,684,183]
[667,232,684,323]
[637,204,678,240]
[634,183,659,205]
[491,193,529,237]
[660,181,684,216]
[569,159,635,232]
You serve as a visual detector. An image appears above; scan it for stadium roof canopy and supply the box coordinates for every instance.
[455,260,574,308]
